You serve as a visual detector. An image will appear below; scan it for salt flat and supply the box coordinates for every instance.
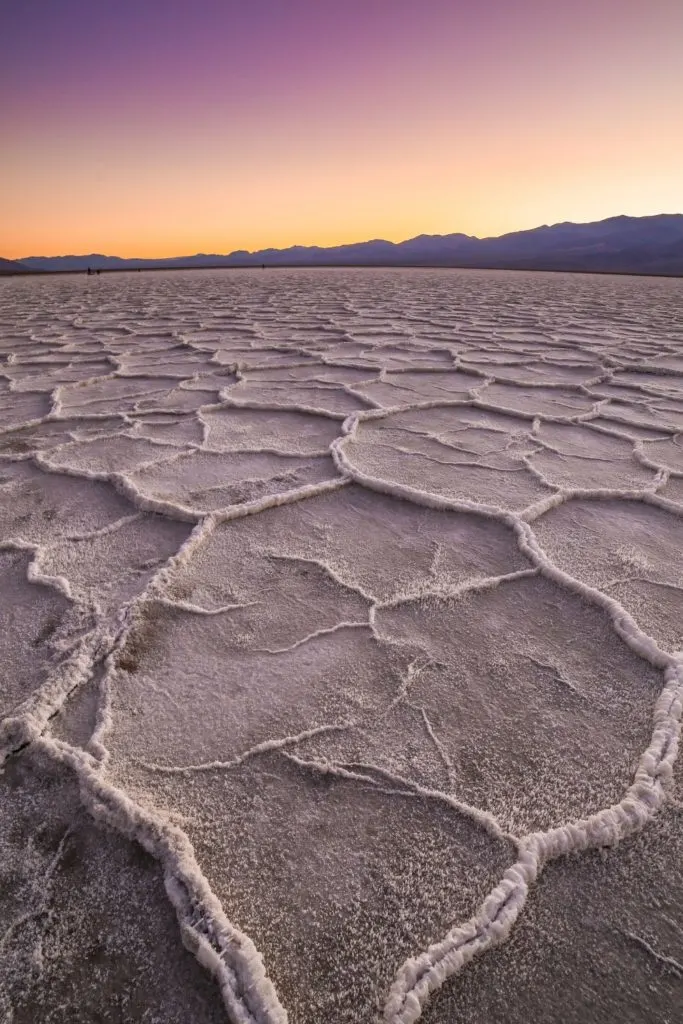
[1,267,683,1023]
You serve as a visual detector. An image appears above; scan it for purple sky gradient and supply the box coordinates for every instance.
[2,0,682,256]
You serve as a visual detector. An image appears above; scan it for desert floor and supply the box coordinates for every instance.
[2,267,683,1023]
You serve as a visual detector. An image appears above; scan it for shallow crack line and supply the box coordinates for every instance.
[601,410,683,435]
[360,439,530,473]
[375,568,539,611]
[584,419,673,443]
[136,722,352,774]
[623,930,683,977]
[429,432,520,459]
[531,435,631,463]
[153,595,261,616]
[413,704,456,791]
[254,620,370,655]
[342,759,515,842]
[264,551,376,602]
[61,512,144,542]
[602,574,683,595]
[661,913,683,943]
[286,752,513,844]
[197,444,332,458]
[519,653,587,699]
[218,396,348,420]
[283,750,414,797]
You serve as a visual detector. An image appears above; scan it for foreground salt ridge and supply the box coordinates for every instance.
[1,270,683,1023]
[333,411,683,1021]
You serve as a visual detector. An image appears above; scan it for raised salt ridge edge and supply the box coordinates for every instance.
[2,274,683,1023]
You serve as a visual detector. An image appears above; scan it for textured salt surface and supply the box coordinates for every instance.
[1,267,683,1023]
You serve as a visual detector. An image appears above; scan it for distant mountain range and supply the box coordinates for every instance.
[0,257,33,274]
[5,214,683,276]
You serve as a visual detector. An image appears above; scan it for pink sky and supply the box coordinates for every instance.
[2,0,682,257]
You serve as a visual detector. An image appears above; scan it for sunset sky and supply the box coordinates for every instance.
[2,0,682,258]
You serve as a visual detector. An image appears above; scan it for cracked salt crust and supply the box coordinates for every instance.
[1,267,683,1024]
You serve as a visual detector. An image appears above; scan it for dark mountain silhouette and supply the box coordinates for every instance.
[17,214,683,276]
[0,257,35,275]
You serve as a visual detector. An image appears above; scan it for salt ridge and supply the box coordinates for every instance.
[1,268,683,1022]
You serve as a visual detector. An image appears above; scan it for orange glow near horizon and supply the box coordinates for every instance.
[2,0,682,259]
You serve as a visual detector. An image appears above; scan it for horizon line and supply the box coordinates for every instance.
[15,211,683,262]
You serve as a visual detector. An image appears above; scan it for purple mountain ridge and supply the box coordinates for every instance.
[9,214,683,276]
